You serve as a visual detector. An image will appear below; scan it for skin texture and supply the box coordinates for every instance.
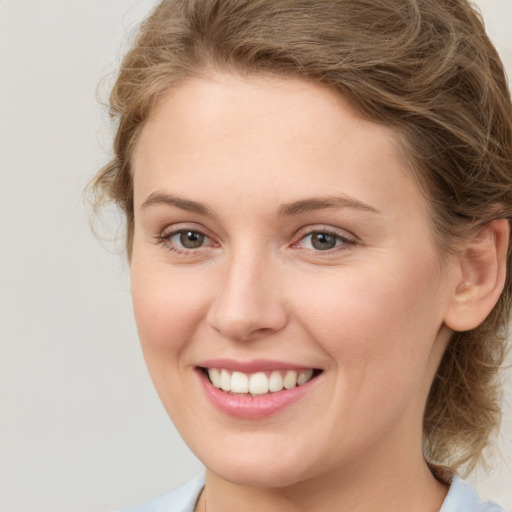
[130,73,475,511]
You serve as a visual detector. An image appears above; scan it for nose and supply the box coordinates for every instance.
[206,249,288,342]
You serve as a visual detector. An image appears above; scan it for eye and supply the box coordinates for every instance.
[296,229,355,252]
[175,230,205,249]
[308,232,339,251]
[156,227,215,254]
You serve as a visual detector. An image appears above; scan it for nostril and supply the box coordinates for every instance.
[206,278,288,342]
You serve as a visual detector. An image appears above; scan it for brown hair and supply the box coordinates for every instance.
[90,0,512,476]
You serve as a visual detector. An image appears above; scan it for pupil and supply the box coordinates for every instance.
[312,232,336,250]
[180,231,204,249]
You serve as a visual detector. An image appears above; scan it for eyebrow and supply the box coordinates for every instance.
[140,191,380,217]
[140,192,216,218]
[277,196,380,216]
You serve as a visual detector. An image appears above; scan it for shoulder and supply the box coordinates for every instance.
[120,474,205,512]
[440,475,506,512]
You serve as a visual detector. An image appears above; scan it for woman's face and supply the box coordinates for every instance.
[130,74,459,487]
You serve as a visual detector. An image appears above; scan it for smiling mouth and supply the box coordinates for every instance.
[200,367,322,396]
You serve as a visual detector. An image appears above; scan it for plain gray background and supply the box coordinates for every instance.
[0,1,511,511]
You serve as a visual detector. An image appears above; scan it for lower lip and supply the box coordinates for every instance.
[197,369,320,419]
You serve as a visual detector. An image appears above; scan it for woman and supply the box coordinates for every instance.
[90,1,512,510]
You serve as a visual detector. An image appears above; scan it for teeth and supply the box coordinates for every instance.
[283,370,297,389]
[220,369,231,391]
[268,371,283,392]
[231,371,249,393]
[297,369,313,385]
[249,372,269,395]
[206,368,316,394]
[209,368,221,388]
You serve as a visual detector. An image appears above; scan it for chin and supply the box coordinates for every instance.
[192,434,328,488]
[210,457,316,488]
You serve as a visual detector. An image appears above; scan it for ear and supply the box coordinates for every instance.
[444,219,509,332]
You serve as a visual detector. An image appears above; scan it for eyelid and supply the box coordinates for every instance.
[154,222,357,254]
[291,225,358,251]
[159,222,216,240]
[156,223,219,253]
[292,225,357,243]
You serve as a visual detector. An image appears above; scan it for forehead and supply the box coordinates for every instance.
[135,73,400,159]
[132,73,427,224]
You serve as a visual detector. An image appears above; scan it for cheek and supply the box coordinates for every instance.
[291,256,445,392]
[130,260,211,357]
[129,260,216,423]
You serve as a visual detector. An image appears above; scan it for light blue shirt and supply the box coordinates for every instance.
[121,474,506,512]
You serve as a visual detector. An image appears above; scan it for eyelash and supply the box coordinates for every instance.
[293,229,356,253]
[155,228,216,255]
[155,226,357,255]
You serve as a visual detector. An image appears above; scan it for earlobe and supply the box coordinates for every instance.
[444,219,509,332]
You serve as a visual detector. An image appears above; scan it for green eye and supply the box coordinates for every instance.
[296,229,355,252]
[157,227,214,255]
[179,231,205,249]
[310,232,338,250]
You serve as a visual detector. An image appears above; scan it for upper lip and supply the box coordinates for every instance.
[196,359,318,373]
